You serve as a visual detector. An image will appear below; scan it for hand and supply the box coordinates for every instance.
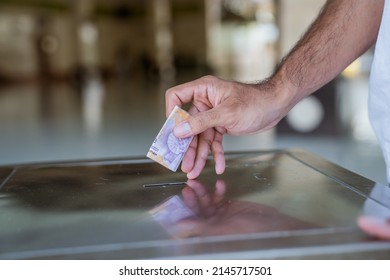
[165,75,293,179]
[174,179,316,237]
[358,216,390,240]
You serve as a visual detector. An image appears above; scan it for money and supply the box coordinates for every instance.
[147,106,193,171]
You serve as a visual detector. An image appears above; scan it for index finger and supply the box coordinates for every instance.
[164,77,211,117]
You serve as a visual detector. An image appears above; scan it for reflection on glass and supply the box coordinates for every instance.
[82,73,105,135]
[149,195,196,238]
[358,183,390,240]
[150,179,318,238]
[0,151,388,259]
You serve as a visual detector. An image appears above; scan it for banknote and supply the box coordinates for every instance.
[147,106,193,171]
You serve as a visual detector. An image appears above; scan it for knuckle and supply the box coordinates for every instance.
[192,115,206,132]
[199,153,209,162]
[202,75,214,81]
[201,75,219,84]
[165,87,174,97]
[202,137,213,147]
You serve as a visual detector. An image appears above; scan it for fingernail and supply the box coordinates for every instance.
[174,122,192,137]
[215,163,225,175]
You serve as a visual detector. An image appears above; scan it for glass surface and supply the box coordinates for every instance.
[0,150,389,259]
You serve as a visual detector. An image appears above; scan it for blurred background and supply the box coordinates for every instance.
[0,0,386,184]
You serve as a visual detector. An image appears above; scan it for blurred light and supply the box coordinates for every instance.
[82,75,105,136]
[79,22,98,44]
[342,59,362,79]
[286,96,324,133]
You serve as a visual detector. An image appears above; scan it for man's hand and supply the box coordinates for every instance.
[165,75,293,179]
[165,0,383,179]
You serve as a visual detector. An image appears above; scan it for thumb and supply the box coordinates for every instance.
[174,108,223,138]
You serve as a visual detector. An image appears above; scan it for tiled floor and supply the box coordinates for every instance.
[0,77,387,185]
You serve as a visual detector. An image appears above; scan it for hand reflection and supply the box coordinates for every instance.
[358,183,390,240]
[151,179,317,239]
[180,179,227,220]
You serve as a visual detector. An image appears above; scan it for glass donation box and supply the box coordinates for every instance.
[1,150,389,259]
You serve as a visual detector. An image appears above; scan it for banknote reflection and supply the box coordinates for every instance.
[149,179,317,238]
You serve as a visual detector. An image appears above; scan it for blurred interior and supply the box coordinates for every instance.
[0,0,386,184]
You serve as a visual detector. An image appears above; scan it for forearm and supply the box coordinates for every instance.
[272,0,384,106]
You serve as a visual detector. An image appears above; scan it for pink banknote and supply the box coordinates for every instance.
[147,106,193,171]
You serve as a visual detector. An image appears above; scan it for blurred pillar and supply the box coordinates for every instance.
[35,15,54,83]
[149,0,175,82]
[205,0,222,70]
[73,0,104,136]
[73,0,100,74]
[273,0,283,60]
[278,0,326,57]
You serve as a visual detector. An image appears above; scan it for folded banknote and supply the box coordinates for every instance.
[147,106,193,171]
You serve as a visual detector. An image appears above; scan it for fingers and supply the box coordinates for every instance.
[186,128,215,179]
[174,107,224,138]
[211,130,225,175]
[181,128,225,178]
[165,75,216,117]
[166,75,225,136]
[180,118,225,178]
[181,136,197,173]
[183,127,225,179]
[180,106,199,174]
[357,216,390,240]
[166,75,227,177]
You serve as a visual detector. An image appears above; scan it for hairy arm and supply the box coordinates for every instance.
[272,0,384,106]
[165,0,384,179]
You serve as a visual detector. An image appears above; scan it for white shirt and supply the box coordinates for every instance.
[369,0,390,183]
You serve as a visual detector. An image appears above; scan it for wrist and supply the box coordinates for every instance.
[255,71,302,121]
